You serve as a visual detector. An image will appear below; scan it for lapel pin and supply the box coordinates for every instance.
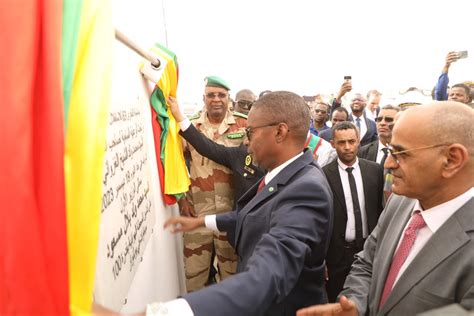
[269,187,274,192]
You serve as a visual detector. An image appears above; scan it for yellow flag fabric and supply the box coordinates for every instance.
[149,45,191,195]
[64,0,113,315]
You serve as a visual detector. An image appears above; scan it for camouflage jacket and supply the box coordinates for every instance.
[187,110,246,216]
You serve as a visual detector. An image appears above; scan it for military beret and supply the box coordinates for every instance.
[204,75,231,91]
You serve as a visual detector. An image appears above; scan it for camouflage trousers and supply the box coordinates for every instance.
[183,229,238,292]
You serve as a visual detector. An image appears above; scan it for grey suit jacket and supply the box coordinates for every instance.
[341,195,474,315]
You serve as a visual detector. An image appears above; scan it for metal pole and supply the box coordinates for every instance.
[114,29,161,69]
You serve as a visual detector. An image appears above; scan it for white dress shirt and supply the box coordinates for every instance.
[157,152,305,316]
[179,117,191,131]
[375,141,388,164]
[337,158,368,241]
[392,187,474,287]
[353,115,367,141]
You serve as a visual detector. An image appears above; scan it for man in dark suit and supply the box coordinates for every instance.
[327,81,376,146]
[358,105,400,204]
[167,96,333,208]
[297,101,474,316]
[160,91,333,316]
[348,93,378,146]
[358,105,400,164]
[323,121,384,302]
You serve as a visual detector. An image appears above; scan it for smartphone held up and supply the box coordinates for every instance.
[457,51,468,59]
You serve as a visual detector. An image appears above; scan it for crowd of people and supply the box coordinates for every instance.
[97,52,473,316]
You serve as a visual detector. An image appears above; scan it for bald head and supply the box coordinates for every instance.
[253,91,310,145]
[235,89,256,101]
[387,101,473,207]
[396,101,474,155]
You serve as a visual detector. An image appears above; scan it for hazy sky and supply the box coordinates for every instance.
[159,0,473,105]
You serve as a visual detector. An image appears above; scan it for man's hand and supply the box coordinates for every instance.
[335,81,353,103]
[296,296,358,316]
[164,216,205,233]
[168,96,186,122]
[443,51,459,73]
[178,198,197,217]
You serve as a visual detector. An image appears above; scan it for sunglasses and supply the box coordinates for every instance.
[236,100,254,109]
[206,92,228,99]
[375,116,395,123]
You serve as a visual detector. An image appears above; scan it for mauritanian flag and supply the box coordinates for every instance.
[63,0,114,315]
[1,0,113,315]
[144,44,190,205]
[0,0,68,314]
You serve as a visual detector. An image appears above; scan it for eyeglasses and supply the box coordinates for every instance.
[206,92,228,99]
[245,122,280,140]
[236,100,254,109]
[387,143,450,163]
[375,116,395,123]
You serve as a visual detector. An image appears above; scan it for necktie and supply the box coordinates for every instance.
[379,212,426,308]
[380,147,389,168]
[346,167,363,245]
[355,117,361,130]
[257,178,266,193]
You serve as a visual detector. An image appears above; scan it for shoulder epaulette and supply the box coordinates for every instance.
[233,111,248,119]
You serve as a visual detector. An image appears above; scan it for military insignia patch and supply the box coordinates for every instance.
[227,132,245,139]
[188,112,201,120]
[245,154,252,166]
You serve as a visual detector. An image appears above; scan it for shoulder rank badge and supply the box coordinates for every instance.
[245,154,252,166]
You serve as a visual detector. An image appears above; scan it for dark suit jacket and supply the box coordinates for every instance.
[184,150,334,316]
[341,195,474,315]
[181,124,265,202]
[358,140,379,162]
[349,114,378,146]
[323,158,384,265]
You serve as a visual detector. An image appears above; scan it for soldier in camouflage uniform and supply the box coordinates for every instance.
[180,76,247,292]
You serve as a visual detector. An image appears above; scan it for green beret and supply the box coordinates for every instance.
[204,75,231,91]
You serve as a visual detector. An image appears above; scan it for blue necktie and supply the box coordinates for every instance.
[355,117,361,130]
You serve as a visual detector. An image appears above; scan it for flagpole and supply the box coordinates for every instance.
[114,29,161,68]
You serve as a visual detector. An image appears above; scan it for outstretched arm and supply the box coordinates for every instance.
[168,96,244,169]
[434,52,458,101]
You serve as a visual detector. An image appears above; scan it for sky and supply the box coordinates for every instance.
[158,0,473,107]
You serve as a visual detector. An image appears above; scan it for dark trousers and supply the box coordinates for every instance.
[326,241,363,302]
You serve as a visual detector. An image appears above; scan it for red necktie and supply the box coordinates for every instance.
[379,212,426,308]
[257,178,266,193]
